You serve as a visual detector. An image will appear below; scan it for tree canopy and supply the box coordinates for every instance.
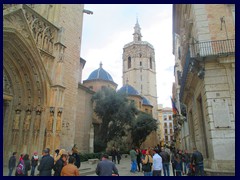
[130,112,158,147]
[92,87,158,151]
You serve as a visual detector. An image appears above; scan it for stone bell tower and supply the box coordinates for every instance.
[122,19,158,119]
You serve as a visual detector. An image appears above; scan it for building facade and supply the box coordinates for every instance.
[3,4,94,165]
[162,107,174,146]
[172,4,235,175]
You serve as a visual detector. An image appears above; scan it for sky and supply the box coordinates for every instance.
[81,4,175,108]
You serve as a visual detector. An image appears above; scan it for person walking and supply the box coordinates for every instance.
[141,150,153,176]
[96,154,119,176]
[71,147,81,168]
[191,147,204,176]
[23,154,31,176]
[61,156,80,176]
[129,147,137,173]
[136,148,142,172]
[182,149,190,175]
[30,151,39,176]
[174,154,183,176]
[111,147,117,164]
[8,152,17,176]
[116,148,122,164]
[170,151,176,176]
[38,148,54,176]
[53,150,68,176]
[152,149,162,176]
[159,147,170,176]
[19,154,24,164]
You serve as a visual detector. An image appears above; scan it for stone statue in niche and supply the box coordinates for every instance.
[23,110,31,130]
[47,111,54,131]
[56,111,62,131]
[13,109,21,130]
[34,110,41,131]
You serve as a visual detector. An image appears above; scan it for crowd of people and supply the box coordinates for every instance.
[126,145,204,176]
[8,147,81,176]
[8,145,204,176]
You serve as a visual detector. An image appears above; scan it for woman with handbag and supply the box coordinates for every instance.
[141,150,153,176]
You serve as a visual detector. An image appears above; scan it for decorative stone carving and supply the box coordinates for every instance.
[34,110,41,131]
[13,109,21,130]
[56,111,62,132]
[24,6,57,55]
[23,109,31,130]
[47,111,54,131]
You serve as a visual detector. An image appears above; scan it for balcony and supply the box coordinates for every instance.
[180,39,235,101]
[190,39,235,58]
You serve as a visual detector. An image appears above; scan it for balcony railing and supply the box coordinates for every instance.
[180,39,235,101]
[190,39,235,58]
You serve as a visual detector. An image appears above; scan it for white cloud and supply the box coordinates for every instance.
[81,4,174,108]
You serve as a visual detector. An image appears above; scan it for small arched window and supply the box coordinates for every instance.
[150,57,152,69]
[128,56,131,69]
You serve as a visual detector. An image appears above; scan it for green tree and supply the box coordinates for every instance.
[130,112,158,147]
[92,87,138,151]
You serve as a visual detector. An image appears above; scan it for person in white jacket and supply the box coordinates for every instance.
[152,149,162,176]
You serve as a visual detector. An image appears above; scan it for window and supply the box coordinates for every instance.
[164,123,167,128]
[165,129,168,134]
[164,115,167,121]
[178,46,181,59]
[150,57,152,69]
[139,53,142,58]
[170,129,173,134]
[177,70,182,85]
[169,123,172,128]
[128,57,131,69]
[140,61,142,66]
[169,115,172,120]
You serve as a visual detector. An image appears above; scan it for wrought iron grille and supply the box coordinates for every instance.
[189,39,235,58]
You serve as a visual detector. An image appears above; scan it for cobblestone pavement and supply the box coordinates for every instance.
[3,156,176,176]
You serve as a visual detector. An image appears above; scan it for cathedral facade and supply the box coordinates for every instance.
[3,4,94,165]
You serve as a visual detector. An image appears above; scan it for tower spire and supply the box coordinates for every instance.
[133,17,142,42]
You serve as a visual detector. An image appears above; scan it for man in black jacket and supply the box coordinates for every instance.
[8,152,17,176]
[38,148,54,176]
[159,147,170,176]
[191,147,204,176]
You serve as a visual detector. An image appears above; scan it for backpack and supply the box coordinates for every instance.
[16,161,25,175]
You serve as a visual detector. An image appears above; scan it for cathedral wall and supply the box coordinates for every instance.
[52,4,84,150]
[75,86,94,153]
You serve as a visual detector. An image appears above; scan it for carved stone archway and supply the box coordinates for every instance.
[3,13,51,165]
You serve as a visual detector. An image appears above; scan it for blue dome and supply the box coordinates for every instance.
[117,84,140,96]
[87,63,114,82]
[142,96,152,106]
